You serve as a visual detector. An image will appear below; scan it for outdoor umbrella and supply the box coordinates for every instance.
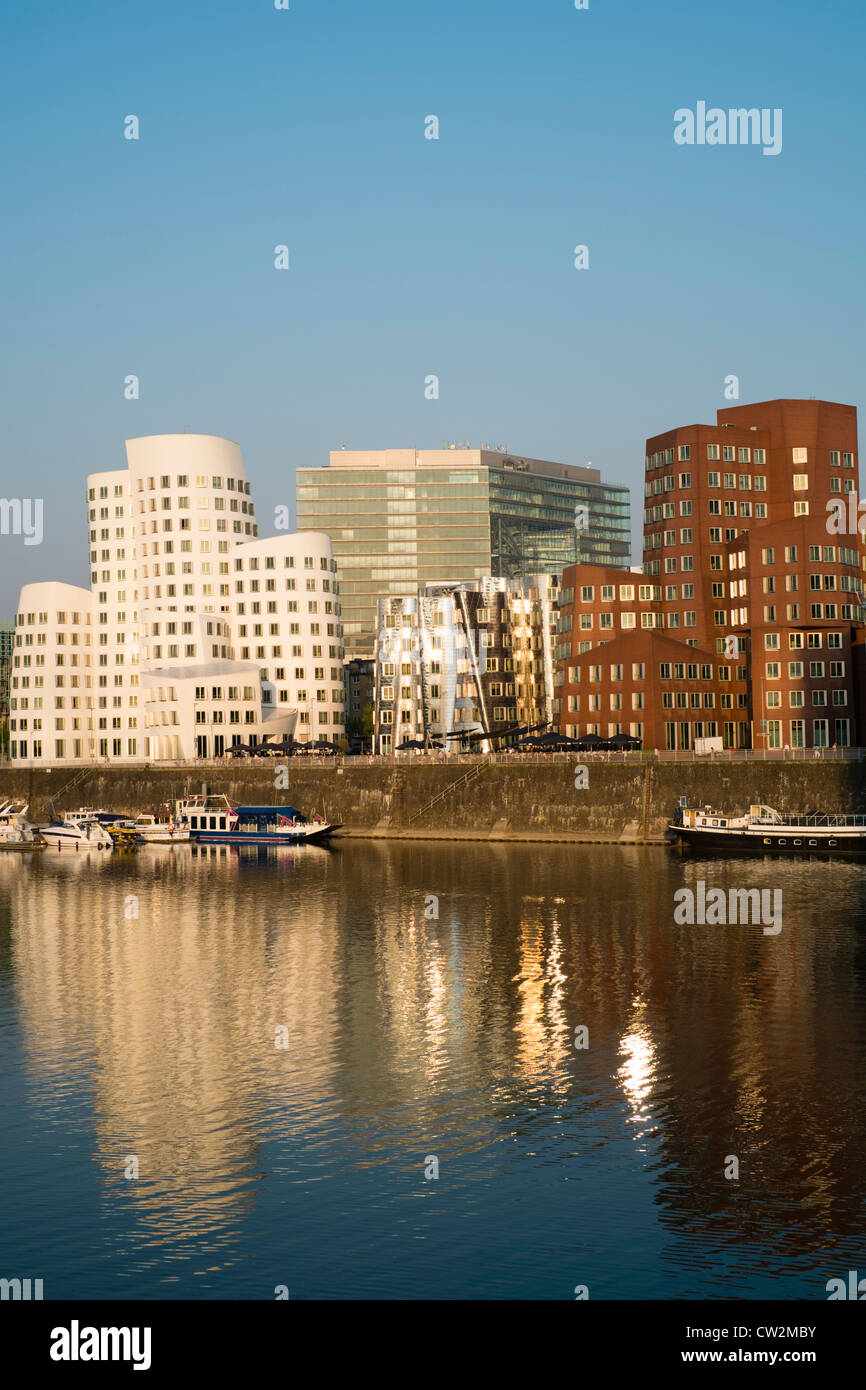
[575,733,604,750]
[606,732,642,750]
[534,731,579,749]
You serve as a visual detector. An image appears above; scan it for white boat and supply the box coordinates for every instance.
[176,794,338,844]
[37,811,115,850]
[133,812,190,843]
[0,800,42,849]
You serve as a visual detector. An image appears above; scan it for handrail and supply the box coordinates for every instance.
[407,757,492,823]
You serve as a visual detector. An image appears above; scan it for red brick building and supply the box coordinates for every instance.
[556,400,866,748]
[555,565,749,748]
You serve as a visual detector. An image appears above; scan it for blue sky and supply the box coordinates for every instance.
[2,0,864,598]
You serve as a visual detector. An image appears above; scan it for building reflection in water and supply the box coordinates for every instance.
[2,840,866,1292]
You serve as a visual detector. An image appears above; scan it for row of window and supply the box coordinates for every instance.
[764,631,843,650]
[647,446,854,469]
[647,445,767,467]
[765,690,848,707]
[13,739,140,758]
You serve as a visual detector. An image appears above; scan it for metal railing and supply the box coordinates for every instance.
[2,747,865,770]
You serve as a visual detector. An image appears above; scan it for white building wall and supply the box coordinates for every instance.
[10,436,344,764]
[9,581,94,761]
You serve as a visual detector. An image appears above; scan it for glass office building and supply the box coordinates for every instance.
[297,448,630,656]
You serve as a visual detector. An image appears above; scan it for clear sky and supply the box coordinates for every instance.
[2,0,864,600]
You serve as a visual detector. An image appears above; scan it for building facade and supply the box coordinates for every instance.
[556,400,866,749]
[0,620,13,727]
[344,657,374,747]
[297,448,629,657]
[373,574,560,753]
[9,435,344,763]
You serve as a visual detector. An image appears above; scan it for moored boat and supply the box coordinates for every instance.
[133,812,190,844]
[177,794,338,844]
[0,800,43,850]
[670,803,866,857]
[37,811,115,850]
[106,819,142,849]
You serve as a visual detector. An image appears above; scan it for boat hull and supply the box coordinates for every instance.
[671,825,866,857]
[190,824,338,845]
[38,827,114,849]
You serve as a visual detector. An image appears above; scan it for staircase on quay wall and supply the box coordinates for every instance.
[407,758,492,825]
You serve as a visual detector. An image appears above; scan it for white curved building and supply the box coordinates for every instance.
[9,435,345,763]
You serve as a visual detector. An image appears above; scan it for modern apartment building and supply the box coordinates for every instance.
[557,400,866,749]
[344,657,374,745]
[373,574,560,753]
[297,447,629,657]
[725,518,862,749]
[0,620,13,725]
[9,435,344,763]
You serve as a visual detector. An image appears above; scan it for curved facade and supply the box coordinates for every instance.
[9,436,344,763]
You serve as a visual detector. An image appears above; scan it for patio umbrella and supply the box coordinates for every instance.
[575,733,604,750]
[606,732,642,750]
[533,731,579,749]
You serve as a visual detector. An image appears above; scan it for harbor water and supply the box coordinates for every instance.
[1,840,865,1300]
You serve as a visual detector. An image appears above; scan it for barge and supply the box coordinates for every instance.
[671,803,866,857]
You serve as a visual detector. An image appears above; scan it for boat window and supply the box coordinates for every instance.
[763,837,771,844]
[779,839,786,845]
[793,840,801,846]
[829,840,836,846]
[219,818,226,829]
[711,819,718,827]
[210,816,217,829]
[719,820,727,828]
[809,840,817,846]
[190,816,198,828]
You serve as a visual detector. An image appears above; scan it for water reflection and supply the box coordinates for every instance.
[1,842,866,1298]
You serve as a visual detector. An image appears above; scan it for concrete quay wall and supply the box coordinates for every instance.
[1,760,864,843]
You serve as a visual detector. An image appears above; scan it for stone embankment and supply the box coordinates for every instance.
[2,759,863,843]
